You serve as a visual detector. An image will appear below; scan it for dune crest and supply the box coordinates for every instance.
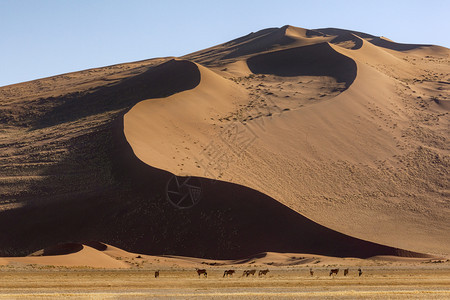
[124,59,246,174]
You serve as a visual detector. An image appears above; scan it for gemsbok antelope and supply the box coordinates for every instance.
[223,270,235,277]
[329,268,339,276]
[243,269,257,277]
[196,268,207,278]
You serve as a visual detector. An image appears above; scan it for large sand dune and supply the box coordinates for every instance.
[0,26,448,260]
[124,27,449,256]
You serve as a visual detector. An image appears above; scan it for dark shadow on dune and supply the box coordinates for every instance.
[0,60,202,257]
[247,43,357,88]
[368,37,432,51]
[33,59,201,128]
[305,29,326,37]
[29,243,84,256]
[84,241,108,251]
[316,27,432,51]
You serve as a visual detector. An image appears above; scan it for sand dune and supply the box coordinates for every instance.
[0,243,129,268]
[0,25,448,261]
[0,242,439,270]
[124,26,449,256]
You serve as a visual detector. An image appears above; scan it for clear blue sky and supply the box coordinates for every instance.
[1,0,449,87]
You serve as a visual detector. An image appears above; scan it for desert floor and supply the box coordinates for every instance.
[1,266,449,299]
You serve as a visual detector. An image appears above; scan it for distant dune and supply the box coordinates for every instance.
[0,242,438,269]
[0,25,448,260]
[0,242,129,268]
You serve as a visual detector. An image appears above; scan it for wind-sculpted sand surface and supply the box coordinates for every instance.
[1,25,448,263]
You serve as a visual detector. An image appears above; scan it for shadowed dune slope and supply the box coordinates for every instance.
[34,59,201,127]
[29,243,84,256]
[315,27,446,52]
[247,42,357,87]
[84,241,108,251]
